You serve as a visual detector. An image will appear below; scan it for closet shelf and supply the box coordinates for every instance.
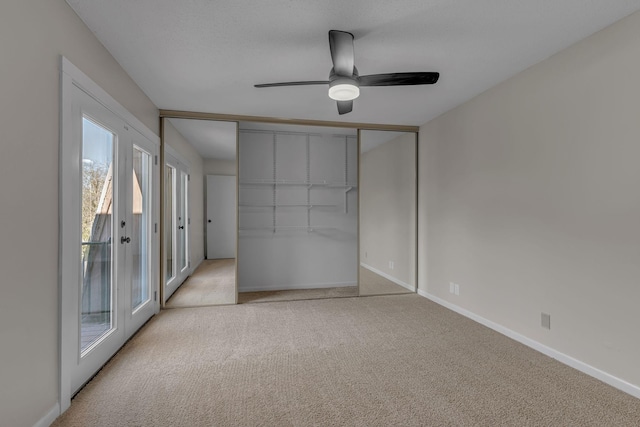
[239,203,337,209]
[240,179,357,189]
[239,226,336,233]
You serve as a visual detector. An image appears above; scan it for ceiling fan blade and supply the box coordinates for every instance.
[359,72,439,86]
[329,30,355,76]
[255,81,329,88]
[337,100,353,115]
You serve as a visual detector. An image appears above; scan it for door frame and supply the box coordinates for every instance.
[59,57,160,412]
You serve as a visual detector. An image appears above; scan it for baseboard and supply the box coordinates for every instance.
[360,263,413,291]
[417,289,640,400]
[34,403,60,427]
[190,257,204,275]
[239,281,357,293]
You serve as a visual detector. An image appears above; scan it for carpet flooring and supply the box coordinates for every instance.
[165,259,236,307]
[53,294,640,426]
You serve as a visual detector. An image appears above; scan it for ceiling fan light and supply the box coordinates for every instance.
[328,83,360,101]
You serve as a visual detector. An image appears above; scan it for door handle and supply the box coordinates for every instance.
[178,226,184,230]
[120,236,131,244]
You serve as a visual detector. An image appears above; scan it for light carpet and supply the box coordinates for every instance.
[53,294,640,426]
[165,259,236,307]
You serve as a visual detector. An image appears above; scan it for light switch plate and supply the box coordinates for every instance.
[541,312,551,330]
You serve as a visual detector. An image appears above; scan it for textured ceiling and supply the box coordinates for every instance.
[67,0,640,127]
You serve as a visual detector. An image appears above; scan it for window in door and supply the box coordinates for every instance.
[80,117,115,353]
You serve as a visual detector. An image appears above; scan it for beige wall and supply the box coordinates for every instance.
[419,10,640,388]
[204,158,236,176]
[0,1,159,425]
[164,121,205,267]
[360,133,416,287]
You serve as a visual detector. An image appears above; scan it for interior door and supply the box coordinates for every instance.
[164,150,190,301]
[206,175,236,259]
[64,83,159,394]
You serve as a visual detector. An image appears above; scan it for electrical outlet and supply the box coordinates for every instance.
[454,284,460,296]
[449,282,455,293]
[388,261,394,269]
[541,313,551,330]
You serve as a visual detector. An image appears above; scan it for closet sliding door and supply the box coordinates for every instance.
[358,130,417,296]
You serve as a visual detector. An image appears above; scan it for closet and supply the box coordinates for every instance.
[237,125,358,292]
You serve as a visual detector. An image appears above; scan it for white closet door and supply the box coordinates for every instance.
[206,175,236,259]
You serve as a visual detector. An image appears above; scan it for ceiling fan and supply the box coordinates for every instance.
[255,30,439,115]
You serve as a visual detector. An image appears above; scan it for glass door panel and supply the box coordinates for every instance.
[80,117,115,354]
[131,146,151,312]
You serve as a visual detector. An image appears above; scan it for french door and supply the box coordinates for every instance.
[60,60,159,403]
[164,149,190,301]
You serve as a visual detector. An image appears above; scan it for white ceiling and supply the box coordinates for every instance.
[168,118,237,160]
[67,0,640,127]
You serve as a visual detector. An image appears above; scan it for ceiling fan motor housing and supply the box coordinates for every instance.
[328,67,360,101]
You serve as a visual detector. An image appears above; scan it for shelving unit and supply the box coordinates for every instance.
[238,133,357,232]
[237,128,358,292]
[238,225,337,233]
[240,179,356,187]
[239,203,338,208]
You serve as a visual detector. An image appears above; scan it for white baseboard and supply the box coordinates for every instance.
[34,403,60,427]
[417,289,640,400]
[239,281,357,293]
[189,257,204,275]
[360,263,414,292]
